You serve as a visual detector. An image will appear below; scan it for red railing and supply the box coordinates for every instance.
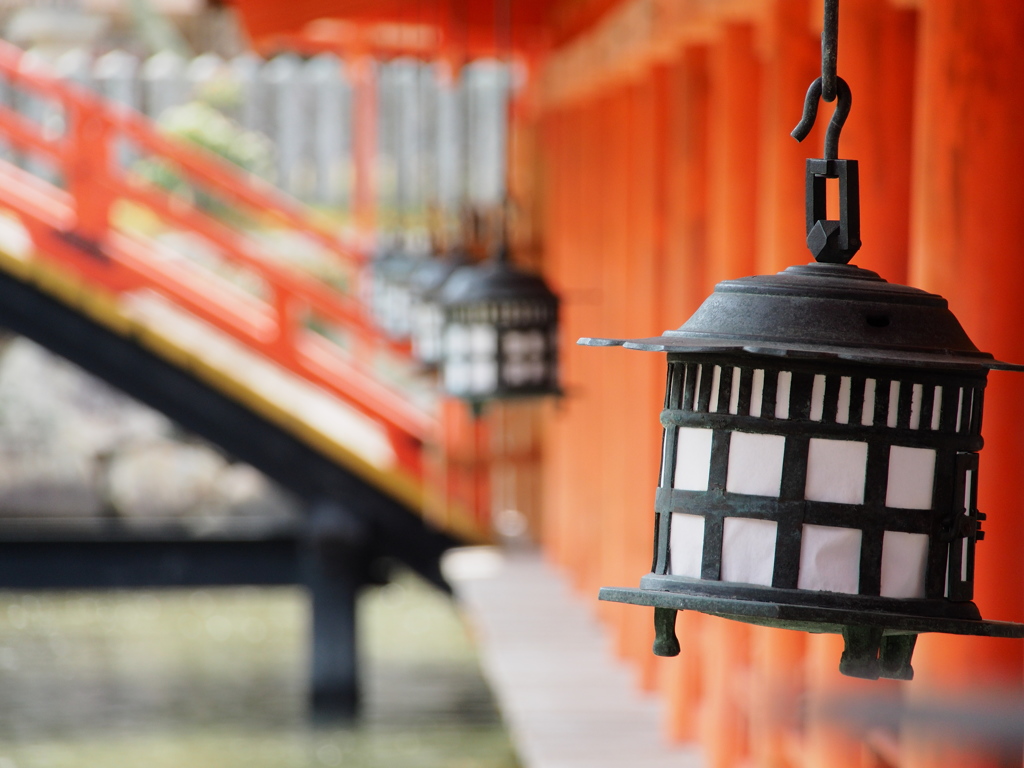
[0,40,434,491]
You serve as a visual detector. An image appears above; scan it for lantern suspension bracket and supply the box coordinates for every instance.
[791,0,860,264]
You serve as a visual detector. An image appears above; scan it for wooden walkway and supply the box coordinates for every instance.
[446,548,704,768]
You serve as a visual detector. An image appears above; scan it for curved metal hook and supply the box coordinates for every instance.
[790,76,852,161]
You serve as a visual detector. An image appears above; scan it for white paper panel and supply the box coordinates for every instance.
[880,531,928,598]
[887,381,901,428]
[798,524,862,594]
[909,383,924,430]
[470,359,497,393]
[670,512,705,579]
[804,438,868,505]
[810,374,826,421]
[836,376,851,424]
[721,517,777,587]
[445,323,470,356]
[886,446,936,510]
[691,365,703,409]
[674,428,714,491]
[709,366,722,413]
[776,371,792,419]
[445,361,470,393]
[944,553,950,597]
[931,386,943,430]
[862,379,876,426]
[726,432,786,497]
[728,367,741,415]
[470,324,497,355]
[955,388,964,432]
[962,469,973,582]
[749,369,765,417]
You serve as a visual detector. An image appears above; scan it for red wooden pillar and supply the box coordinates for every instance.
[832,0,917,284]
[593,85,635,637]
[748,3,818,765]
[694,22,761,767]
[705,22,761,290]
[618,73,669,688]
[661,43,712,744]
[539,107,575,560]
[904,3,1024,766]
[563,97,609,593]
[662,46,711,320]
[755,0,821,277]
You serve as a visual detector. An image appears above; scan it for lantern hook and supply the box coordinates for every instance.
[791,75,852,161]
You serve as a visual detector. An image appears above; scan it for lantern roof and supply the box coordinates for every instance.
[580,262,1024,372]
[409,247,468,301]
[440,248,557,307]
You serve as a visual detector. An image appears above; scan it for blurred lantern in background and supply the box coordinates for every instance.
[583,0,1024,679]
[440,242,559,408]
[370,230,429,341]
[410,243,468,368]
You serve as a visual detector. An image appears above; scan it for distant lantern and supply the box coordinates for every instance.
[440,245,559,406]
[581,3,1024,679]
[409,246,467,368]
[369,234,427,341]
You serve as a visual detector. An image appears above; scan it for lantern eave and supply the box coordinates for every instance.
[600,584,1024,640]
[577,334,1024,372]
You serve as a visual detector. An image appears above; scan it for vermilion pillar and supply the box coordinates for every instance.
[705,23,761,290]
[833,0,917,284]
[755,0,821,276]
[660,44,711,744]
[904,4,1024,767]
[746,3,819,766]
[617,75,669,687]
[696,22,760,767]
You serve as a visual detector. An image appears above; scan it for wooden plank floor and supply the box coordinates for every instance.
[446,548,704,768]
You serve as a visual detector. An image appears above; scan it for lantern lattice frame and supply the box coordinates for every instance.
[440,250,560,405]
[583,260,1024,680]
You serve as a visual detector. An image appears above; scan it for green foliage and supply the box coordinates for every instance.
[136,102,274,220]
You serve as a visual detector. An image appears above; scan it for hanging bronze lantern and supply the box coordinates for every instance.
[581,2,1024,680]
[440,245,559,405]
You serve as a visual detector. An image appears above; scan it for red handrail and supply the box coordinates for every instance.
[0,40,435,492]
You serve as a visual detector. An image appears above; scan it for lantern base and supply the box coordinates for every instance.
[600,582,1024,680]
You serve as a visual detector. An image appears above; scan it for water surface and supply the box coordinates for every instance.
[0,573,518,768]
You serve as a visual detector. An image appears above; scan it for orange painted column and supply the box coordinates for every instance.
[756,0,821,277]
[802,4,917,767]
[749,2,818,765]
[562,97,610,594]
[705,22,762,290]
[660,43,712,744]
[593,85,638,644]
[831,0,917,284]
[903,3,1024,766]
[538,107,575,559]
[697,22,761,768]
[662,45,711,320]
[618,74,669,688]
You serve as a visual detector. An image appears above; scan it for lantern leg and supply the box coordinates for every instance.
[839,625,883,679]
[653,607,681,656]
[879,633,916,680]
